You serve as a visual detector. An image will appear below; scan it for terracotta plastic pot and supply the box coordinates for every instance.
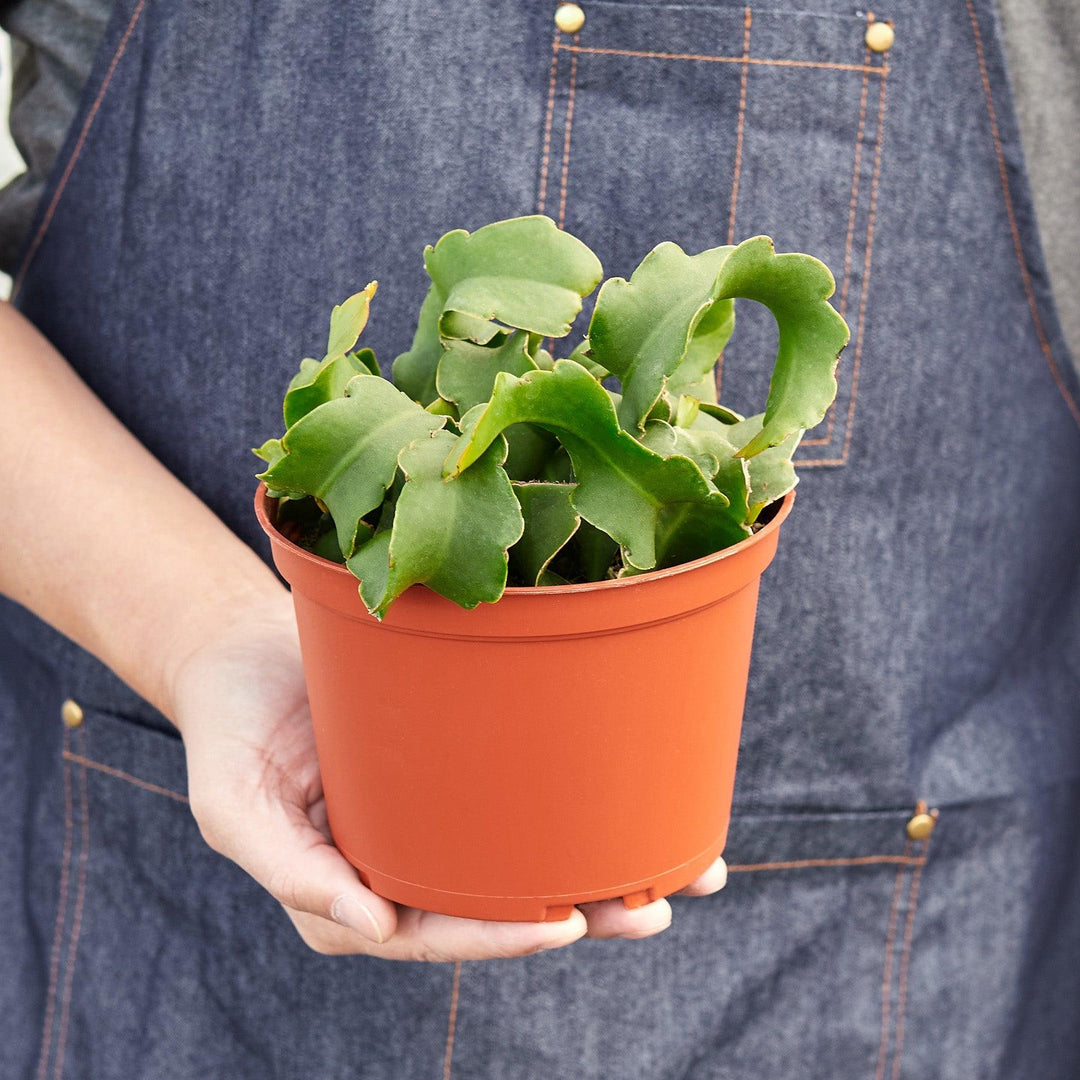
[255,484,794,922]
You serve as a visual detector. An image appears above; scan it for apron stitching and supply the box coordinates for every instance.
[442,961,463,1080]
[801,26,872,448]
[873,840,913,1080]
[33,729,75,1080]
[555,42,887,76]
[556,38,581,229]
[800,52,889,468]
[729,853,922,873]
[964,0,1080,429]
[537,29,561,215]
[716,4,754,400]
[887,834,932,1080]
[51,730,91,1080]
[62,750,189,804]
[11,0,150,301]
[837,49,889,465]
[725,7,753,248]
[838,23,874,318]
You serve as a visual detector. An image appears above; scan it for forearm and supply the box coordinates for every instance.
[0,301,283,720]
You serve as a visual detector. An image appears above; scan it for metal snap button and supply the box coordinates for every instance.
[555,3,585,35]
[61,698,84,729]
[865,20,895,53]
[905,811,936,841]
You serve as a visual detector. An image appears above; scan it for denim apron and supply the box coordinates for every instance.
[3,1,1079,1077]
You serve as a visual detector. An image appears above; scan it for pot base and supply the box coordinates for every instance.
[337,838,726,922]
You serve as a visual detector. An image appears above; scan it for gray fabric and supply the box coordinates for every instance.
[998,0,1080,366]
[0,0,111,274]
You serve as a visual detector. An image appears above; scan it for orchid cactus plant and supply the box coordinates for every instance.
[255,215,849,618]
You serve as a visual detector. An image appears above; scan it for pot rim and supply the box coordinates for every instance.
[254,482,795,597]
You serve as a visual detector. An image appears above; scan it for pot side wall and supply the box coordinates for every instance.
[257,485,791,920]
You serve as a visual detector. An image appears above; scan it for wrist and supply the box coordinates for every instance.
[154,572,293,727]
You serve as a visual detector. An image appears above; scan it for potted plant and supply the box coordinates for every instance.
[253,215,848,922]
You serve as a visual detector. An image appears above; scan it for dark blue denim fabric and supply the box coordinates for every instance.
[2,1,1079,1076]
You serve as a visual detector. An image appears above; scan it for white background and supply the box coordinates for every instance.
[1,30,27,299]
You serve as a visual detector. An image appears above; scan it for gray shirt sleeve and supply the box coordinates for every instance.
[0,0,112,276]
[998,0,1080,367]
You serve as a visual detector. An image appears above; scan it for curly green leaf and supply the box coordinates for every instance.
[712,237,849,457]
[639,420,751,539]
[719,411,802,520]
[326,282,378,360]
[259,374,445,557]
[283,348,380,428]
[391,282,445,405]
[435,330,538,414]
[666,295,735,404]
[425,215,603,340]
[587,242,735,431]
[447,360,747,570]
[347,530,392,616]
[349,429,524,618]
[509,482,581,586]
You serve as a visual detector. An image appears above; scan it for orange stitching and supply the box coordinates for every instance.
[964,0,1080,428]
[717,6,754,399]
[795,454,848,466]
[442,961,462,1080]
[874,840,912,1080]
[889,833,932,1080]
[802,30,872,447]
[537,31,561,215]
[803,56,889,467]
[839,41,872,316]
[557,40,580,229]
[11,0,149,300]
[726,7,753,247]
[34,733,74,1080]
[727,853,923,873]
[836,60,888,464]
[52,741,90,1080]
[63,750,189,804]
[555,41,886,76]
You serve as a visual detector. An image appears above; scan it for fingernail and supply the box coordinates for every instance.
[536,935,575,953]
[535,912,587,951]
[626,916,672,939]
[331,894,384,943]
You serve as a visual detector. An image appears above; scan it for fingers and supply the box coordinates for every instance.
[579,897,672,939]
[194,763,725,959]
[269,848,728,957]
[283,903,590,961]
[577,857,728,939]
[675,857,728,897]
[193,793,398,946]
[387,907,590,962]
[197,789,591,960]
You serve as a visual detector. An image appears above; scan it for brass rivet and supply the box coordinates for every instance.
[906,812,936,841]
[865,20,895,52]
[61,698,84,729]
[555,3,585,35]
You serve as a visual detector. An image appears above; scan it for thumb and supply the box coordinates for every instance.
[194,793,398,944]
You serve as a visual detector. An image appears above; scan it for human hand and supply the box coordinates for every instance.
[168,588,727,959]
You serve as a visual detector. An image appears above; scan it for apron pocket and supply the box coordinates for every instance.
[34,704,454,1080]
[536,1,893,466]
[446,804,933,1080]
